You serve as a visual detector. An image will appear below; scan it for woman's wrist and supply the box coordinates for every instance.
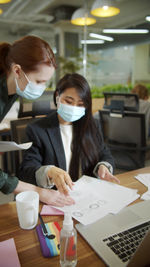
[46,166,55,187]
[93,161,113,177]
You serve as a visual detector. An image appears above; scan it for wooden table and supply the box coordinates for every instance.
[0,167,149,267]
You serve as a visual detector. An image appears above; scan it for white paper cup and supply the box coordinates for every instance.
[16,191,39,230]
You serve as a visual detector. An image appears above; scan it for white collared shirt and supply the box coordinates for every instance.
[59,123,73,173]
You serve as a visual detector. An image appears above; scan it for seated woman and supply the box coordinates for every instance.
[131,84,150,139]
[19,73,119,195]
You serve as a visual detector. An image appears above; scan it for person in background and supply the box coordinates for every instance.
[0,35,74,206]
[19,73,119,196]
[131,84,150,139]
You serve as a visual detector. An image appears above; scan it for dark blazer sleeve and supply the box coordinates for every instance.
[19,112,66,185]
[0,169,19,194]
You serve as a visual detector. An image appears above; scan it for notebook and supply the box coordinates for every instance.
[0,238,21,267]
[76,200,150,267]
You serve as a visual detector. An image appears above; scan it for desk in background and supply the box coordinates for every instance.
[0,167,149,267]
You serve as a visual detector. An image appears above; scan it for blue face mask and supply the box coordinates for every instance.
[57,103,85,122]
[15,72,46,100]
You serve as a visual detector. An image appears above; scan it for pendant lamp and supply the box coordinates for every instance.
[91,0,120,17]
[146,16,150,22]
[0,0,11,3]
[0,0,11,13]
[71,7,96,26]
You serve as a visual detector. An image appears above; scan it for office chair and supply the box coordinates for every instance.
[10,117,41,176]
[99,92,150,172]
[18,90,55,118]
[103,92,139,112]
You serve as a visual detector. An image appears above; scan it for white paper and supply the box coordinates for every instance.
[53,175,139,225]
[0,101,19,130]
[141,189,150,200]
[135,173,150,200]
[135,173,150,187]
[0,141,32,152]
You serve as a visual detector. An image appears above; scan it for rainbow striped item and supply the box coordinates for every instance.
[36,222,61,257]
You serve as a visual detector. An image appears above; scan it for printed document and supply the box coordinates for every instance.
[135,173,150,200]
[0,141,32,152]
[53,175,139,225]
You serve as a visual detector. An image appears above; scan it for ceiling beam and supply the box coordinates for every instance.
[3,0,55,19]
[0,17,54,28]
[30,0,55,15]
[3,0,22,17]
[12,0,30,16]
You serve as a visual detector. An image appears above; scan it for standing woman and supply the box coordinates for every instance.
[19,73,119,195]
[0,35,74,206]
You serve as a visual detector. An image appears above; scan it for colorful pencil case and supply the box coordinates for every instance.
[36,222,61,257]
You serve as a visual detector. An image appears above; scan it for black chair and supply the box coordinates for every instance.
[10,117,41,176]
[103,92,139,112]
[0,129,13,174]
[18,90,55,118]
[99,92,150,172]
[99,109,150,172]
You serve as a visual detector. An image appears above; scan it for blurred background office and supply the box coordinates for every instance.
[0,0,150,87]
[1,0,150,203]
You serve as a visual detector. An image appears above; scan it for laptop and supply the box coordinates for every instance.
[75,200,150,267]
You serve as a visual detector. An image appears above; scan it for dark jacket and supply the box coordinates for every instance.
[19,111,114,185]
[0,75,18,194]
[0,76,18,122]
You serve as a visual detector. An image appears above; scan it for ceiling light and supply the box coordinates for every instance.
[71,7,96,26]
[146,16,150,22]
[81,40,104,44]
[91,0,120,17]
[103,29,149,34]
[0,0,11,3]
[89,33,114,41]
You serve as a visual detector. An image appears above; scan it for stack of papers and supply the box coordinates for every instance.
[52,175,139,225]
[135,173,150,200]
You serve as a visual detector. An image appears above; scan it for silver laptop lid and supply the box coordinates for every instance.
[76,200,150,267]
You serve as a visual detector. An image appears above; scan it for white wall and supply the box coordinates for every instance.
[86,43,150,87]
[132,43,150,84]
[86,46,133,87]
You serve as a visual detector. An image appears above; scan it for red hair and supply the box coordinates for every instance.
[0,35,56,75]
[131,84,149,100]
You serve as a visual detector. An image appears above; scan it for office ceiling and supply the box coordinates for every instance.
[0,0,150,50]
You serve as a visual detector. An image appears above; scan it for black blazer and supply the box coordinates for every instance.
[19,111,114,185]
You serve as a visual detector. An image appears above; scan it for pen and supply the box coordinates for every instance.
[38,213,55,239]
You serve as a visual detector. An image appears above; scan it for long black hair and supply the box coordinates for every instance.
[54,73,101,181]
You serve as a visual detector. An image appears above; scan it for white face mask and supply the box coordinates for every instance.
[15,72,46,100]
[57,102,85,122]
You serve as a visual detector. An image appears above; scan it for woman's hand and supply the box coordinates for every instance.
[97,165,120,183]
[14,181,75,207]
[39,188,75,207]
[47,166,74,195]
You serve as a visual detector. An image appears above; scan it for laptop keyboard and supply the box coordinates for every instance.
[103,221,150,263]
